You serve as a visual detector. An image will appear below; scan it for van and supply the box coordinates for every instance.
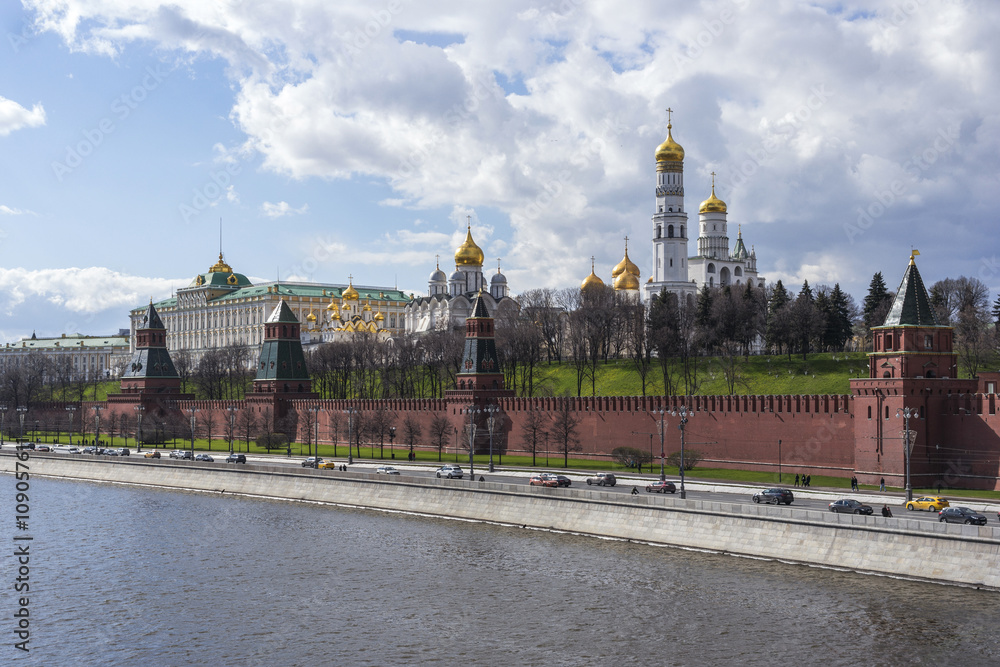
[53,445,81,454]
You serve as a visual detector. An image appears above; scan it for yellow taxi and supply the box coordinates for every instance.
[905,496,950,512]
[317,460,339,469]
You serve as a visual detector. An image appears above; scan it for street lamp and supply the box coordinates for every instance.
[896,407,916,501]
[484,404,500,473]
[670,405,692,499]
[344,407,355,465]
[187,407,199,460]
[656,408,667,481]
[464,405,480,478]
[0,404,7,446]
[66,405,77,447]
[92,405,104,451]
[17,406,28,444]
[309,406,320,468]
[389,426,396,459]
[134,405,145,452]
[226,406,236,455]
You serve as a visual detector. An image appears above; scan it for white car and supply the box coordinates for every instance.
[53,445,81,454]
[435,465,464,479]
[375,465,401,475]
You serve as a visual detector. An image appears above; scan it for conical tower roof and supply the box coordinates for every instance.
[881,253,939,327]
[139,300,165,330]
[266,299,300,324]
[471,290,491,318]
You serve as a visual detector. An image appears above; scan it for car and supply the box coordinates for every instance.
[436,465,464,479]
[752,488,794,505]
[177,451,193,460]
[104,448,120,456]
[541,473,571,487]
[226,453,246,463]
[35,444,51,452]
[82,446,98,454]
[938,507,987,525]
[376,465,401,475]
[16,442,35,450]
[828,499,874,515]
[905,496,950,512]
[318,460,339,469]
[194,454,214,462]
[144,450,161,459]
[586,473,617,487]
[116,448,130,457]
[169,450,184,459]
[645,480,677,494]
[302,457,324,467]
[529,475,559,487]
[53,445,81,454]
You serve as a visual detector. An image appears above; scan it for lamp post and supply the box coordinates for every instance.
[0,404,7,446]
[463,405,480,477]
[656,408,667,481]
[226,406,236,455]
[484,404,499,473]
[66,405,77,447]
[92,405,103,451]
[344,407,355,465]
[133,405,144,452]
[896,407,916,502]
[777,439,782,484]
[670,405,691,499]
[389,426,396,459]
[17,406,28,444]
[309,406,320,468]
[187,407,198,460]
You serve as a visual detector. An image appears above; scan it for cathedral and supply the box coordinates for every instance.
[405,224,518,334]
[583,112,765,301]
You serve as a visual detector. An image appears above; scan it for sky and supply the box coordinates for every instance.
[0,0,998,340]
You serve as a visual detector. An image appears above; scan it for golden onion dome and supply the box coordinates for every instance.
[326,299,339,312]
[581,258,605,291]
[374,311,385,322]
[455,225,484,266]
[611,244,640,279]
[699,182,727,214]
[363,301,372,312]
[614,270,640,291]
[306,309,317,323]
[655,123,684,164]
[208,253,233,274]
[342,280,359,300]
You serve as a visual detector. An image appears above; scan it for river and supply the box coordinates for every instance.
[6,477,999,666]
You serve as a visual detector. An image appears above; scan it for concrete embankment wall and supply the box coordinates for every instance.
[5,453,999,590]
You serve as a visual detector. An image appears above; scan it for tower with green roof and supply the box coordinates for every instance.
[252,300,313,394]
[120,301,182,394]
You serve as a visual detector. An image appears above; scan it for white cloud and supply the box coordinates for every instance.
[261,201,308,217]
[0,96,45,136]
[0,205,36,216]
[0,267,181,316]
[20,0,1000,297]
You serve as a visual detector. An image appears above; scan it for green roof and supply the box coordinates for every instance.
[880,259,940,327]
[187,271,253,289]
[134,282,411,313]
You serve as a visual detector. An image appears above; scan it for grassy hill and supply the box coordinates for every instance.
[529,352,872,397]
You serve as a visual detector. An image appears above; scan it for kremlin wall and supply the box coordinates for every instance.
[21,254,1000,492]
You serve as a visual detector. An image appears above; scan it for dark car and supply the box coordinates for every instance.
[828,499,874,515]
[35,444,51,452]
[752,488,794,505]
[938,507,987,525]
[226,453,246,463]
[645,480,677,494]
[195,454,214,462]
[541,473,571,487]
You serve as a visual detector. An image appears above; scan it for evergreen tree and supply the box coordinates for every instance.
[826,284,854,350]
[765,280,791,354]
[863,272,892,329]
[798,280,813,302]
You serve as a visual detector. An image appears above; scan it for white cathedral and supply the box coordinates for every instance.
[639,114,764,302]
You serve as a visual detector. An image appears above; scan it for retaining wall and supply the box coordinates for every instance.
[4,453,999,590]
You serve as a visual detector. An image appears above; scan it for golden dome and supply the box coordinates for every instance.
[326,299,339,312]
[342,280,359,300]
[306,309,317,323]
[614,270,640,291]
[455,225,484,266]
[363,301,372,312]
[208,253,233,274]
[374,311,385,322]
[699,181,727,214]
[581,258,605,291]
[655,123,684,165]
[612,242,640,279]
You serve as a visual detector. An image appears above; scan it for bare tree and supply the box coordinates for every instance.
[238,408,258,453]
[428,414,451,462]
[200,410,217,451]
[403,413,422,459]
[520,409,548,467]
[549,397,581,468]
[369,404,395,459]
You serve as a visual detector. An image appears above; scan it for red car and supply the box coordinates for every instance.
[529,475,558,488]
[645,480,677,494]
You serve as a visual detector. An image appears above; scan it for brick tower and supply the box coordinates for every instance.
[252,299,313,395]
[119,300,182,394]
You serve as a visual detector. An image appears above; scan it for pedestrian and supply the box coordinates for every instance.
[881,504,893,518]
[631,486,639,495]
[805,475,811,487]
[879,477,885,492]
[794,474,800,487]
[937,483,943,494]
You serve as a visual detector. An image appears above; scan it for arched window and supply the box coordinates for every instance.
[668,225,674,238]
[734,266,742,276]
[707,263,716,273]
[680,226,684,237]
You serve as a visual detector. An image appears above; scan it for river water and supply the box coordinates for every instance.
[6,477,999,666]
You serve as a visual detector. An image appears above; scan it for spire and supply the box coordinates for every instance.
[881,252,939,327]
